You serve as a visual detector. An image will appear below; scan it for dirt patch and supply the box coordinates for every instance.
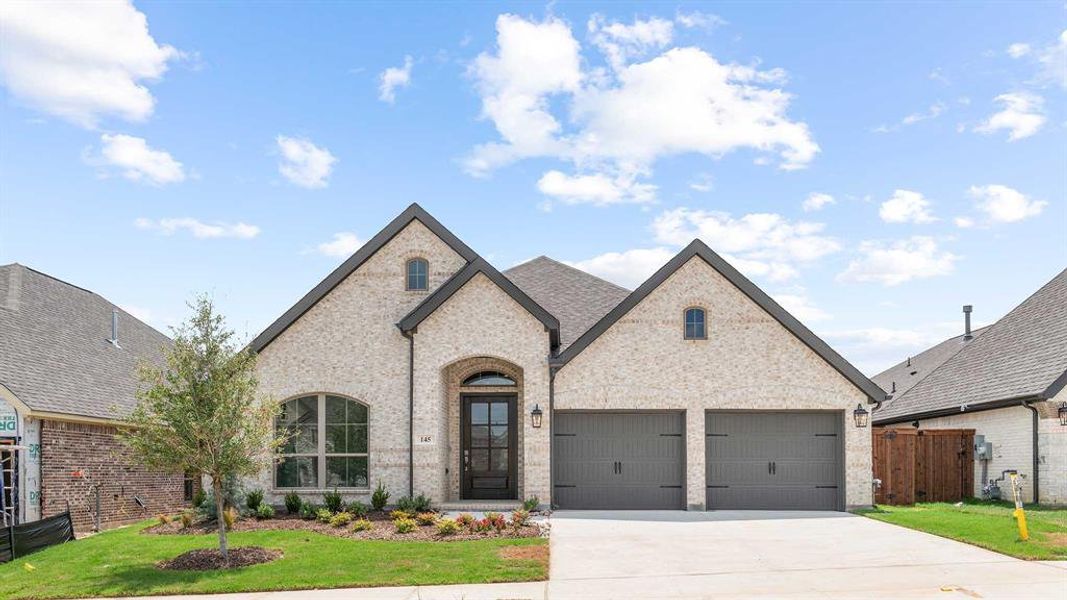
[499,544,549,566]
[1040,532,1067,547]
[158,547,281,571]
[143,513,544,542]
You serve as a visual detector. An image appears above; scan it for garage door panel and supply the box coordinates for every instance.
[705,412,842,511]
[555,412,685,510]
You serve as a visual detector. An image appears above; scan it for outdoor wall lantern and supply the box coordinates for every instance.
[531,404,543,428]
[1059,402,1067,427]
[853,404,870,428]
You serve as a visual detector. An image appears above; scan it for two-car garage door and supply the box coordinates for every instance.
[553,411,843,511]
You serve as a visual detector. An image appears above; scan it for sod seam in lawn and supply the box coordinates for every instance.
[857,500,1067,561]
[0,520,549,599]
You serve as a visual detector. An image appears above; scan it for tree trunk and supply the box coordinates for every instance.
[213,476,228,561]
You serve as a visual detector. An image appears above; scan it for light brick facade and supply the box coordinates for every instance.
[554,257,872,509]
[249,215,877,510]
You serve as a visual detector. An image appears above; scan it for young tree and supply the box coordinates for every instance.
[122,296,283,559]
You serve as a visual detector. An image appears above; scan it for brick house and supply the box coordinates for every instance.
[247,204,886,511]
[873,269,1067,504]
[0,264,195,531]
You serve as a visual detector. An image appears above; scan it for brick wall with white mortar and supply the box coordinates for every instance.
[555,257,873,509]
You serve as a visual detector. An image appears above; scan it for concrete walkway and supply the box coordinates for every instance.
[126,511,1067,599]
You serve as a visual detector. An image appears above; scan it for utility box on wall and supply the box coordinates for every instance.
[974,435,993,460]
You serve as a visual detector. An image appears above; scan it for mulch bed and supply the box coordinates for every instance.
[158,546,282,571]
[144,512,544,542]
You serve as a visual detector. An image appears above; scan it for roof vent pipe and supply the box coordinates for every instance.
[109,309,120,347]
[963,305,973,340]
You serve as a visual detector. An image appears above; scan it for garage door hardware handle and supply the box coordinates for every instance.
[815,485,838,489]
[707,485,729,488]
[554,433,576,437]
[767,461,777,475]
[554,484,576,488]
[659,485,682,489]
[659,433,682,437]
[706,433,728,437]
[814,433,837,437]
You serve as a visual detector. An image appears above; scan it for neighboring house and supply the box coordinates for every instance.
[873,268,1067,504]
[247,204,886,511]
[0,264,195,530]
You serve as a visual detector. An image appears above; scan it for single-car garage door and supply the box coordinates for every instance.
[705,411,843,511]
[554,412,685,509]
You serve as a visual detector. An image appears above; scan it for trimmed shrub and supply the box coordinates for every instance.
[299,500,316,520]
[329,512,353,527]
[412,494,432,513]
[471,517,492,533]
[415,512,437,526]
[348,501,368,518]
[511,509,531,528]
[371,482,390,512]
[316,508,334,523]
[456,513,475,527]
[394,518,417,534]
[522,496,539,511]
[284,491,303,515]
[390,509,413,521]
[484,512,507,532]
[323,489,344,514]
[395,496,415,512]
[245,489,264,511]
[436,518,460,536]
[350,518,374,533]
[255,504,275,520]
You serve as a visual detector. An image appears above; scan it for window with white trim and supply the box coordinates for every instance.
[275,394,368,489]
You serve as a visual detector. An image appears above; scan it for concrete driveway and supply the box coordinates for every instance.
[548,510,1067,599]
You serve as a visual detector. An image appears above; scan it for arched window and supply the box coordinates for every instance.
[406,258,428,291]
[275,394,368,489]
[461,371,516,386]
[684,307,707,340]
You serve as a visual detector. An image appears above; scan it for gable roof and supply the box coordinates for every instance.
[875,268,1067,424]
[872,325,990,399]
[250,204,479,353]
[0,263,172,420]
[397,258,560,348]
[504,256,630,350]
[549,240,887,402]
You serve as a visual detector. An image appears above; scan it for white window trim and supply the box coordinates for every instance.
[274,393,370,492]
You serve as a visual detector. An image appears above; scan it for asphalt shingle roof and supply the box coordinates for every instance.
[0,264,171,420]
[874,268,1067,423]
[872,326,990,401]
[504,256,630,350]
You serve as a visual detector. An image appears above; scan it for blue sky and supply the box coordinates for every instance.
[1,1,1064,374]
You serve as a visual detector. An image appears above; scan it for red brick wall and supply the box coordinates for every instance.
[39,419,196,532]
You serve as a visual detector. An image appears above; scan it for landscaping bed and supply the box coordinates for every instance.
[158,546,282,570]
[144,510,543,542]
[857,499,1067,560]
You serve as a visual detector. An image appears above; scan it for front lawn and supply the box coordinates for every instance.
[857,499,1067,560]
[0,520,548,599]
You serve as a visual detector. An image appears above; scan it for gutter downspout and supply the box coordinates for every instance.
[1022,400,1039,504]
[402,330,415,498]
[548,363,558,510]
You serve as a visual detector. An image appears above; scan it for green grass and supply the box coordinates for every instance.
[857,499,1067,560]
[0,521,548,599]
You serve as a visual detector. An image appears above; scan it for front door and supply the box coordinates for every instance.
[461,395,517,499]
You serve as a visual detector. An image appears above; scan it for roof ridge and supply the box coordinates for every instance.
[12,263,96,296]
[900,268,1066,403]
[507,255,631,293]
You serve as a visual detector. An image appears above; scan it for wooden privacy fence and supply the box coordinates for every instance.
[872,428,975,505]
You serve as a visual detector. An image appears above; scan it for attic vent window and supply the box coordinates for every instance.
[462,371,515,387]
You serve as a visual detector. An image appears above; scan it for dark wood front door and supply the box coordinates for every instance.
[461,395,517,499]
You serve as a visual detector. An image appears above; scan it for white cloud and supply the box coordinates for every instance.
[276,135,337,189]
[688,173,714,193]
[772,291,831,323]
[537,169,656,206]
[588,15,674,71]
[566,247,675,288]
[974,92,1046,141]
[878,189,937,224]
[968,184,1047,223]
[928,68,950,85]
[135,217,260,239]
[466,14,817,204]
[954,216,975,229]
[873,102,946,133]
[378,55,413,103]
[94,134,185,185]
[802,192,835,212]
[317,232,364,258]
[838,236,957,286]
[1007,42,1032,58]
[0,0,180,128]
[674,10,727,30]
[1036,30,1066,89]
[652,208,839,281]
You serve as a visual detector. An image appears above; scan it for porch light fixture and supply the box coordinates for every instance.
[530,404,543,429]
[1059,402,1067,427]
[853,404,869,428]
